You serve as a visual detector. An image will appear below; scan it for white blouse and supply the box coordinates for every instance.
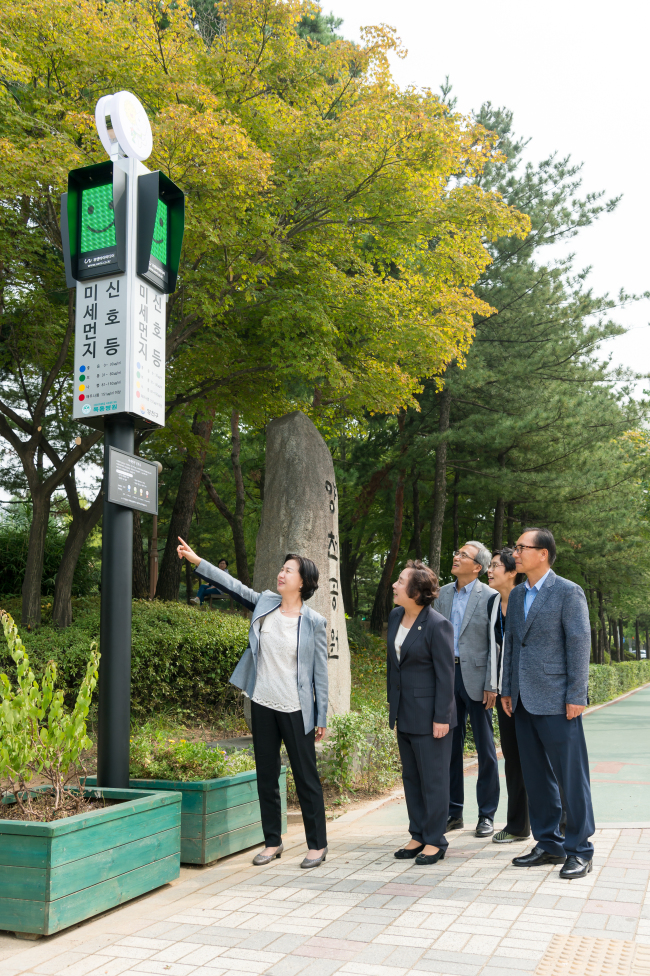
[251,609,301,712]
[395,623,410,662]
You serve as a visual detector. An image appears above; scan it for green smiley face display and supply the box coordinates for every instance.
[150,198,168,265]
[80,183,117,252]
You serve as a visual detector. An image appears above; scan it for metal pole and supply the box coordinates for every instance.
[97,415,134,788]
[149,514,158,600]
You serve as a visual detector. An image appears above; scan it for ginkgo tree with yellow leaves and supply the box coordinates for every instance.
[0,0,530,625]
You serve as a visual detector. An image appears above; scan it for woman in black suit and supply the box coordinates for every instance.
[387,560,456,866]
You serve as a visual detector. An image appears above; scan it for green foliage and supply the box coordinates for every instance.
[0,505,99,597]
[0,610,99,817]
[588,661,650,705]
[320,705,400,792]
[348,627,387,711]
[129,724,255,781]
[296,8,343,45]
[0,597,250,717]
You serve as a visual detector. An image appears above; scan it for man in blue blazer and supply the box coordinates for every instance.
[501,527,595,879]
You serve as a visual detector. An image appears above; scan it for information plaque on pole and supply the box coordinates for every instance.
[107,446,158,514]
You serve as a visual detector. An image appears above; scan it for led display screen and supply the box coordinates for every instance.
[137,171,184,294]
[80,183,117,253]
[67,161,126,280]
[150,198,168,266]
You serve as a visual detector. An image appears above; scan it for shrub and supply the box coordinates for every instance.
[129,724,255,781]
[588,661,650,705]
[320,705,400,792]
[0,610,99,820]
[0,597,250,717]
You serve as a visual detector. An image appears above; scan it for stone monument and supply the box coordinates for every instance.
[253,411,351,717]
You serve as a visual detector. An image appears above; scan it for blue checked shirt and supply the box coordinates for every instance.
[451,578,476,657]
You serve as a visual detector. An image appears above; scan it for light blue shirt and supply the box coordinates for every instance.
[523,569,551,619]
[451,578,476,657]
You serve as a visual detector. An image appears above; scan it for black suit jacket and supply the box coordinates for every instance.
[387,605,457,735]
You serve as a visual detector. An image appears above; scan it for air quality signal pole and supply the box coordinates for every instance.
[62,91,184,788]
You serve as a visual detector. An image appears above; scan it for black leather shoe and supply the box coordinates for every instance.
[394,844,424,859]
[415,849,445,865]
[512,845,566,867]
[559,856,592,879]
[446,816,464,830]
[475,817,494,838]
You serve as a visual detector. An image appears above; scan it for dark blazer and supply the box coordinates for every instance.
[387,605,456,735]
[501,570,591,714]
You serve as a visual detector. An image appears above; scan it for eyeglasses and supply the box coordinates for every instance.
[453,550,480,564]
[512,544,544,554]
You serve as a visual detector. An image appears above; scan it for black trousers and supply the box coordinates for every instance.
[398,728,453,849]
[495,695,530,837]
[449,663,500,820]
[251,700,327,850]
[514,700,594,859]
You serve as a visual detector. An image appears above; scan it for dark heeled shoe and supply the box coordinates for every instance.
[252,842,283,865]
[394,843,425,859]
[415,848,445,865]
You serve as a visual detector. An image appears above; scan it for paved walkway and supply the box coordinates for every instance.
[2,688,650,976]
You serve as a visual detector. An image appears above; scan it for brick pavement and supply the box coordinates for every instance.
[2,814,650,976]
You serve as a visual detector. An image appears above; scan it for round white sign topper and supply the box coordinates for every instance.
[94,91,152,162]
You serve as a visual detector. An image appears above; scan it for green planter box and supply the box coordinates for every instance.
[89,769,286,864]
[0,788,181,938]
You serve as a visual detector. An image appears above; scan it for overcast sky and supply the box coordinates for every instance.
[328,0,650,383]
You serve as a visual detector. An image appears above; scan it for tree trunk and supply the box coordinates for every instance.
[132,511,149,599]
[340,536,356,617]
[493,497,505,553]
[185,559,194,604]
[645,626,649,662]
[370,468,406,633]
[598,590,608,663]
[201,411,251,587]
[590,626,597,664]
[228,410,251,587]
[452,469,460,553]
[21,488,50,627]
[428,386,452,575]
[156,411,214,601]
[635,618,641,661]
[610,616,620,663]
[412,478,422,561]
[52,483,103,629]
[618,618,624,659]
[507,501,515,546]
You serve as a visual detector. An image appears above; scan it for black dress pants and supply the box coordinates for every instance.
[251,700,327,850]
[514,700,594,860]
[495,695,530,837]
[449,663,500,821]
[398,728,453,849]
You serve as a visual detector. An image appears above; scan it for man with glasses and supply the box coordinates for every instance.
[435,542,500,838]
[501,528,594,879]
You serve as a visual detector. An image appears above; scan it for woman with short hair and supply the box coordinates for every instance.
[487,548,530,843]
[177,537,329,868]
[388,560,456,865]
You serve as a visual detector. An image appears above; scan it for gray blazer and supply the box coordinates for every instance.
[501,570,591,714]
[434,578,498,702]
[195,560,329,733]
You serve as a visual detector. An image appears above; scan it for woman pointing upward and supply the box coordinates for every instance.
[177,537,329,868]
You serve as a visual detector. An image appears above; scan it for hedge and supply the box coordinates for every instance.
[0,596,250,717]
[588,661,650,705]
